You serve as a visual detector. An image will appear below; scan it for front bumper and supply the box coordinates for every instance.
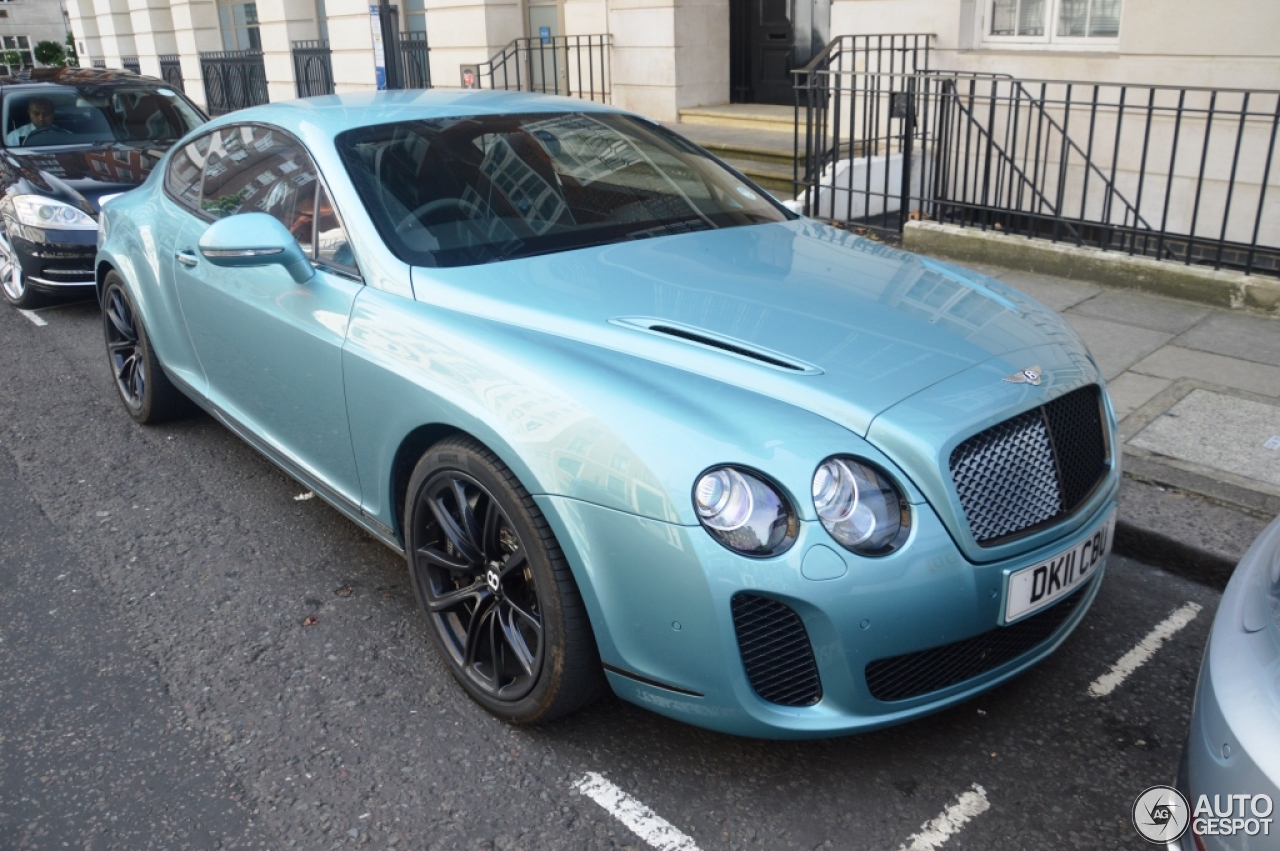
[539,477,1117,739]
[11,222,97,291]
[1171,516,1280,851]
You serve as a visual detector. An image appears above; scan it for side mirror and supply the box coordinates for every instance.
[198,212,314,284]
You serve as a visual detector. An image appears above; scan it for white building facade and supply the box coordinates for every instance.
[63,0,1280,122]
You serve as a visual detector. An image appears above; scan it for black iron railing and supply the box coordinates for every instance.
[92,59,106,69]
[292,40,334,97]
[795,37,1280,277]
[200,49,268,116]
[475,35,609,102]
[395,31,431,89]
[121,56,141,74]
[159,54,184,91]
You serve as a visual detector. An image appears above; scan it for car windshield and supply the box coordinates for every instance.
[2,84,203,149]
[336,112,794,267]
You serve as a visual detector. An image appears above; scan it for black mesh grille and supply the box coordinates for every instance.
[950,385,1108,545]
[864,583,1091,702]
[731,594,822,706]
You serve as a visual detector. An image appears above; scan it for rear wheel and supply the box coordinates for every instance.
[102,272,187,424]
[0,225,45,309]
[405,437,605,723]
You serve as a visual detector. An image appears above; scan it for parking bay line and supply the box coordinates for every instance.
[1088,601,1203,698]
[18,310,47,327]
[574,772,701,851]
[898,783,991,851]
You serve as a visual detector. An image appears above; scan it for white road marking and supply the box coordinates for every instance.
[898,784,991,851]
[1089,601,1203,697]
[294,491,315,501]
[18,309,47,326]
[573,772,701,851]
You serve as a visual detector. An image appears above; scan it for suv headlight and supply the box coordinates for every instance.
[812,456,911,556]
[693,466,797,557]
[13,195,97,230]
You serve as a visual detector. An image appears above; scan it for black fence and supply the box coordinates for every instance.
[293,40,334,97]
[475,35,609,102]
[159,54,184,91]
[200,49,268,117]
[121,56,141,74]
[394,31,431,89]
[795,36,1280,277]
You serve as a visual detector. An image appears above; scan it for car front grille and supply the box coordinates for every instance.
[731,594,822,707]
[950,385,1109,546]
[864,583,1091,702]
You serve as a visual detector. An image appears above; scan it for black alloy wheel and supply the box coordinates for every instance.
[405,437,605,723]
[101,272,186,424]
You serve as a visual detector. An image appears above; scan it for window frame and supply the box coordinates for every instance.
[982,0,1121,49]
[161,121,362,281]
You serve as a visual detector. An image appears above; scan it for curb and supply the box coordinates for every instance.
[903,221,1280,316]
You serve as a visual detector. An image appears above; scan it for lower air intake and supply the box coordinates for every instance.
[731,594,822,707]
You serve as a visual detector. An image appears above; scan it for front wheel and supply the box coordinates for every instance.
[101,272,188,424]
[405,437,605,723]
[0,225,45,309]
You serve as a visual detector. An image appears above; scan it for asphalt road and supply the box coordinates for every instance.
[0,297,1221,851]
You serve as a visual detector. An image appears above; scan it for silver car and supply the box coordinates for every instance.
[1172,515,1280,850]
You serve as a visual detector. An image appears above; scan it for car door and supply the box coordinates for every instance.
[171,123,364,505]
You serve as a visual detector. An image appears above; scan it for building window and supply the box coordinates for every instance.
[216,0,260,51]
[1,35,33,71]
[988,0,1121,42]
[404,0,427,35]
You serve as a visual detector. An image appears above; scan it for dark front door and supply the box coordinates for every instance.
[731,0,829,105]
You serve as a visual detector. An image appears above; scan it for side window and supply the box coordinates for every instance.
[164,133,211,211]
[200,123,358,276]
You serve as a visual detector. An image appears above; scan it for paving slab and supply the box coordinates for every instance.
[1172,311,1280,367]
[1128,346,1280,397]
[1062,314,1173,381]
[1106,372,1173,421]
[1066,290,1212,334]
[1128,389,1280,489]
[991,269,1102,311]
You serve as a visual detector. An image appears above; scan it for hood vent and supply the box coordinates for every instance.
[610,316,822,375]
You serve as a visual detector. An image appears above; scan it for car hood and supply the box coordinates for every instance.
[3,140,167,213]
[410,219,1088,436]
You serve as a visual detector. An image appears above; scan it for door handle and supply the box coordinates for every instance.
[175,249,199,268]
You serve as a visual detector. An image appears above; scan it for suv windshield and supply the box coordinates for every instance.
[336,112,794,267]
[3,84,203,148]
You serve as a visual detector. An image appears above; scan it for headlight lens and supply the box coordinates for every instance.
[13,195,97,230]
[694,466,797,557]
[812,457,910,556]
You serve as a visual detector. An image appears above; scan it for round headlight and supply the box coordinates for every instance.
[693,466,797,557]
[812,457,910,556]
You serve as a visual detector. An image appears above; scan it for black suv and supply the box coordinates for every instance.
[0,67,206,308]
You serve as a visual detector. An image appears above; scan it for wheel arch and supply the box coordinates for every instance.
[388,422,465,545]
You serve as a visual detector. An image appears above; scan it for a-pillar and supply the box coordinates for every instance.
[168,0,224,112]
[92,0,139,68]
[256,0,321,103]
[608,0,728,122]
[127,0,179,79]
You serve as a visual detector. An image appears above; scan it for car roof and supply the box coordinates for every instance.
[0,66,165,90]
[204,89,631,139]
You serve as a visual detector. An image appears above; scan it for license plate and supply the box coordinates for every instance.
[1004,510,1115,624]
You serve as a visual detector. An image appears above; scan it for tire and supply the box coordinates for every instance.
[405,436,606,723]
[0,224,46,309]
[101,272,187,424]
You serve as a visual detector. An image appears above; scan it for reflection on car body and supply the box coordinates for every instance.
[95,90,1121,738]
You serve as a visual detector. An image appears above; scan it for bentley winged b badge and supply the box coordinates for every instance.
[1003,365,1044,386]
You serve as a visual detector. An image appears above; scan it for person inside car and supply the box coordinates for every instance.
[6,96,58,145]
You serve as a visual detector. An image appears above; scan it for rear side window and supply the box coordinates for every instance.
[164,133,211,212]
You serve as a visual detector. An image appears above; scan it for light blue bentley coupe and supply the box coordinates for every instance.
[95,90,1119,738]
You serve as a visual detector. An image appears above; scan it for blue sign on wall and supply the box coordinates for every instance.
[539,26,551,44]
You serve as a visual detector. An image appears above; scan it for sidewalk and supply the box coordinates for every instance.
[918,254,1280,588]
